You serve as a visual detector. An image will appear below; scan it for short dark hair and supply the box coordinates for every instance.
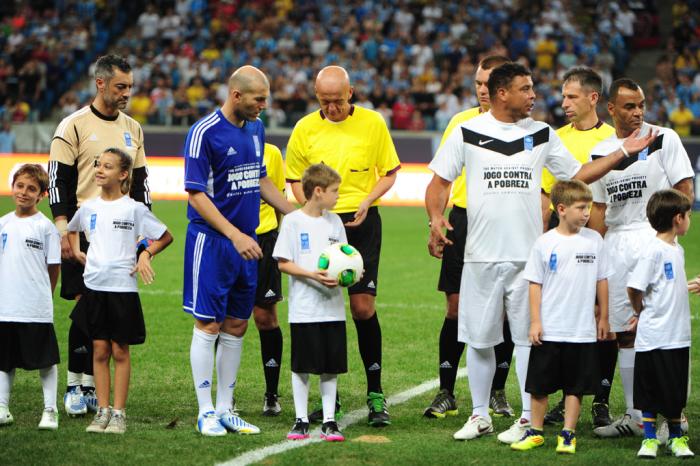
[94,54,131,82]
[487,62,531,99]
[551,179,593,208]
[478,55,509,71]
[646,189,691,233]
[609,78,640,102]
[12,164,49,193]
[302,163,341,200]
[562,67,603,95]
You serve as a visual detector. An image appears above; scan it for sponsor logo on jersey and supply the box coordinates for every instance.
[478,139,493,146]
[1,232,6,250]
[24,237,44,251]
[90,214,97,232]
[300,233,310,251]
[549,253,557,272]
[88,133,98,141]
[638,147,648,161]
[113,219,135,231]
[227,146,237,156]
[576,253,596,264]
[367,280,376,289]
[264,289,276,298]
[124,132,132,147]
[524,135,534,151]
[664,262,674,280]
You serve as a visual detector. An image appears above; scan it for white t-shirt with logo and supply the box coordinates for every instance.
[523,228,612,342]
[273,209,347,323]
[67,195,167,292]
[0,211,60,322]
[589,122,694,230]
[430,111,581,262]
[627,237,690,351]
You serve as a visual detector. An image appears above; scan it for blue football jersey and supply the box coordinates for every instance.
[184,110,267,236]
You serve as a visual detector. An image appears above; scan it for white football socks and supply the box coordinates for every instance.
[291,372,310,422]
[619,347,641,421]
[514,345,532,422]
[0,369,15,407]
[190,326,218,416]
[215,332,243,416]
[320,374,338,423]
[467,346,496,419]
[40,365,58,410]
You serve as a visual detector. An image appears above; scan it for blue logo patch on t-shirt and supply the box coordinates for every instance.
[638,147,648,161]
[124,132,132,147]
[90,214,97,232]
[1,232,6,250]
[549,252,557,271]
[664,262,674,279]
[300,233,310,251]
[524,135,534,151]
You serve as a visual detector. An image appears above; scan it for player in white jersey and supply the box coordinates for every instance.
[587,79,694,439]
[425,62,656,443]
[0,165,61,430]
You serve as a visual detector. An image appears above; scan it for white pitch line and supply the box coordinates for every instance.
[217,368,467,466]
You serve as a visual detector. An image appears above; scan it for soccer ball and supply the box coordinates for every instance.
[317,243,363,287]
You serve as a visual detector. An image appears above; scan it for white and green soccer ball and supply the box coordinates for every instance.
[317,243,364,287]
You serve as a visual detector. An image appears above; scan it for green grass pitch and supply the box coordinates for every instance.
[1,198,698,465]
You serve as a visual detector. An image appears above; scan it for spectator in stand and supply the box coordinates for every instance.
[0,121,15,153]
[171,86,194,127]
[669,101,696,137]
[127,88,151,125]
[408,109,426,131]
[392,91,414,130]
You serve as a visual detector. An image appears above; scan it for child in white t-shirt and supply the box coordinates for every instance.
[627,189,693,459]
[0,164,61,430]
[273,163,348,442]
[67,148,173,434]
[512,180,611,455]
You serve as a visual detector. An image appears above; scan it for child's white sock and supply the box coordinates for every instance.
[291,372,310,422]
[67,371,81,388]
[514,345,532,422]
[215,332,243,416]
[619,348,641,422]
[39,365,58,410]
[82,374,95,388]
[467,346,495,419]
[190,326,218,416]
[0,369,15,407]
[320,374,337,423]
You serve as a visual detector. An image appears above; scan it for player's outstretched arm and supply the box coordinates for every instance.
[425,174,453,258]
[260,176,295,215]
[188,190,262,260]
[278,258,338,288]
[574,128,658,184]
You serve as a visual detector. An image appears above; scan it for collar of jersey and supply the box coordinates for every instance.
[320,105,355,120]
[90,104,119,122]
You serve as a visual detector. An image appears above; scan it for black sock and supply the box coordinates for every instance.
[259,327,283,395]
[492,320,514,391]
[68,321,92,374]
[354,313,382,394]
[593,339,618,404]
[439,317,464,395]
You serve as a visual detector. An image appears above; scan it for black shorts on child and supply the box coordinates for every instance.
[634,348,689,416]
[290,321,347,375]
[525,341,599,396]
[0,322,60,371]
[70,289,146,345]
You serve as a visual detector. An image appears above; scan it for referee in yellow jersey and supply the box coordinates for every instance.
[286,66,400,427]
[538,67,617,429]
[423,55,516,420]
[252,143,286,416]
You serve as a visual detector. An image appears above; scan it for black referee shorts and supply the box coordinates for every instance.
[255,230,283,306]
[338,207,381,296]
[525,341,599,396]
[438,206,467,294]
[60,232,89,300]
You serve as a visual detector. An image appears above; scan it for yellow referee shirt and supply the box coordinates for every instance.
[543,121,616,196]
[285,105,401,214]
[438,106,481,208]
[256,143,285,235]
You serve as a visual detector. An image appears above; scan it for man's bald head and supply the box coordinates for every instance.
[228,65,270,93]
[315,66,353,122]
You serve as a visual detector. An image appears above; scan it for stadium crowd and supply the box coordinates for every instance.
[0,0,660,131]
